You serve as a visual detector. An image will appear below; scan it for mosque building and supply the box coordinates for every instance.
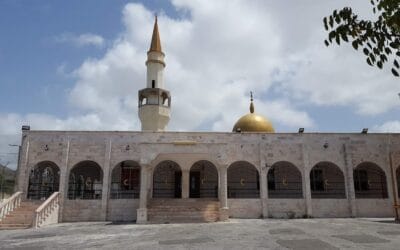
[1,17,400,228]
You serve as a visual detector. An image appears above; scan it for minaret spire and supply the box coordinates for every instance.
[149,15,162,53]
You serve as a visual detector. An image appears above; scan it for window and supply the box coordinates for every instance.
[310,169,324,191]
[152,80,155,88]
[267,169,275,190]
[354,169,369,191]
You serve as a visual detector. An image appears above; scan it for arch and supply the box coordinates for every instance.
[227,161,259,198]
[310,162,346,199]
[268,161,303,198]
[68,160,103,200]
[110,160,141,199]
[189,160,218,198]
[153,160,182,198]
[27,161,60,200]
[354,162,388,199]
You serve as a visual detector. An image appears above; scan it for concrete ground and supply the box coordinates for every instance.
[0,218,399,249]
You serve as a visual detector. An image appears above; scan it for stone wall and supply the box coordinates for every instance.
[228,199,262,218]
[107,199,139,221]
[311,199,350,218]
[268,199,306,218]
[355,199,393,217]
[15,131,400,221]
[62,200,103,222]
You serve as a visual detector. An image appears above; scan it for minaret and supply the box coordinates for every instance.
[138,16,171,131]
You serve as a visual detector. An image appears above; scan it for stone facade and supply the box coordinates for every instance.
[15,130,400,222]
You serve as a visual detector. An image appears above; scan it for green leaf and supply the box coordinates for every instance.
[363,48,369,55]
[329,16,334,27]
[352,40,359,50]
[394,60,399,69]
[369,53,376,63]
[367,57,372,66]
[341,33,348,42]
[392,68,399,77]
[335,35,341,45]
[328,31,336,42]
[324,40,329,46]
[377,61,383,69]
[323,17,328,30]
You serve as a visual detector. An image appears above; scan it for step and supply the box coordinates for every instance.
[148,207,219,212]
[0,224,31,230]
[0,223,32,227]
[148,211,219,215]
[148,217,218,223]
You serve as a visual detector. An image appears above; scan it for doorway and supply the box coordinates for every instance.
[189,171,201,198]
[174,171,182,198]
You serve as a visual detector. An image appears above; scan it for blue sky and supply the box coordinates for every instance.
[0,0,399,169]
[0,0,173,116]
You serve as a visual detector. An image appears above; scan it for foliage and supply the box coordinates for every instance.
[324,0,400,77]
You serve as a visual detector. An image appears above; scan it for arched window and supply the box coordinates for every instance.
[354,162,388,199]
[68,161,103,200]
[189,160,218,198]
[153,161,181,198]
[268,162,302,198]
[110,161,141,199]
[228,161,259,198]
[27,161,60,200]
[310,162,346,199]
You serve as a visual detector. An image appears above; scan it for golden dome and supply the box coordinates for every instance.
[232,93,275,133]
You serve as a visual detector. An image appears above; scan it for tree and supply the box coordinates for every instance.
[323,0,400,77]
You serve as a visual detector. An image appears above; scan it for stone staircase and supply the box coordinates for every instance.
[148,199,220,223]
[0,201,42,230]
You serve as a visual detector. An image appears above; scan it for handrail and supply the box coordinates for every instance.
[0,191,23,221]
[33,192,60,228]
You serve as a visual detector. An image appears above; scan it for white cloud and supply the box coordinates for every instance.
[373,121,400,133]
[55,33,105,47]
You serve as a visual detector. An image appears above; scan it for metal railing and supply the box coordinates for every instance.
[33,192,59,228]
[68,188,102,200]
[269,189,303,199]
[355,189,388,199]
[228,187,260,198]
[27,183,59,200]
[0,191,22,221]
[190,187,218,198]
[153,188,181,198]
[110,188,139,199]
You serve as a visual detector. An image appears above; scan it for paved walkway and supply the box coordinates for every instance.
[0,218,399,249]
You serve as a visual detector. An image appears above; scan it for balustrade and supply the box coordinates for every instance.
[0,191,22,221]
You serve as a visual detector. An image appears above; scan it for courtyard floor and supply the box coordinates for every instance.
[0,218,399,249]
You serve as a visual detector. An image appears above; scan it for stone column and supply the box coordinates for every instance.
[260,162,269,218]
[219,165,229,221]
[18,138,30,194]
[343,144,357,217]
[182,169,190,198]
[101,139,112,221]
[137,165,149,224]
[58,139,70,222]
[302,143,313,217]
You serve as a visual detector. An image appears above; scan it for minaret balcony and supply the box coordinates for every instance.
[138,88,171,108]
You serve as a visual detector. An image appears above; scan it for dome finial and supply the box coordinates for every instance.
[250,91,254,113]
